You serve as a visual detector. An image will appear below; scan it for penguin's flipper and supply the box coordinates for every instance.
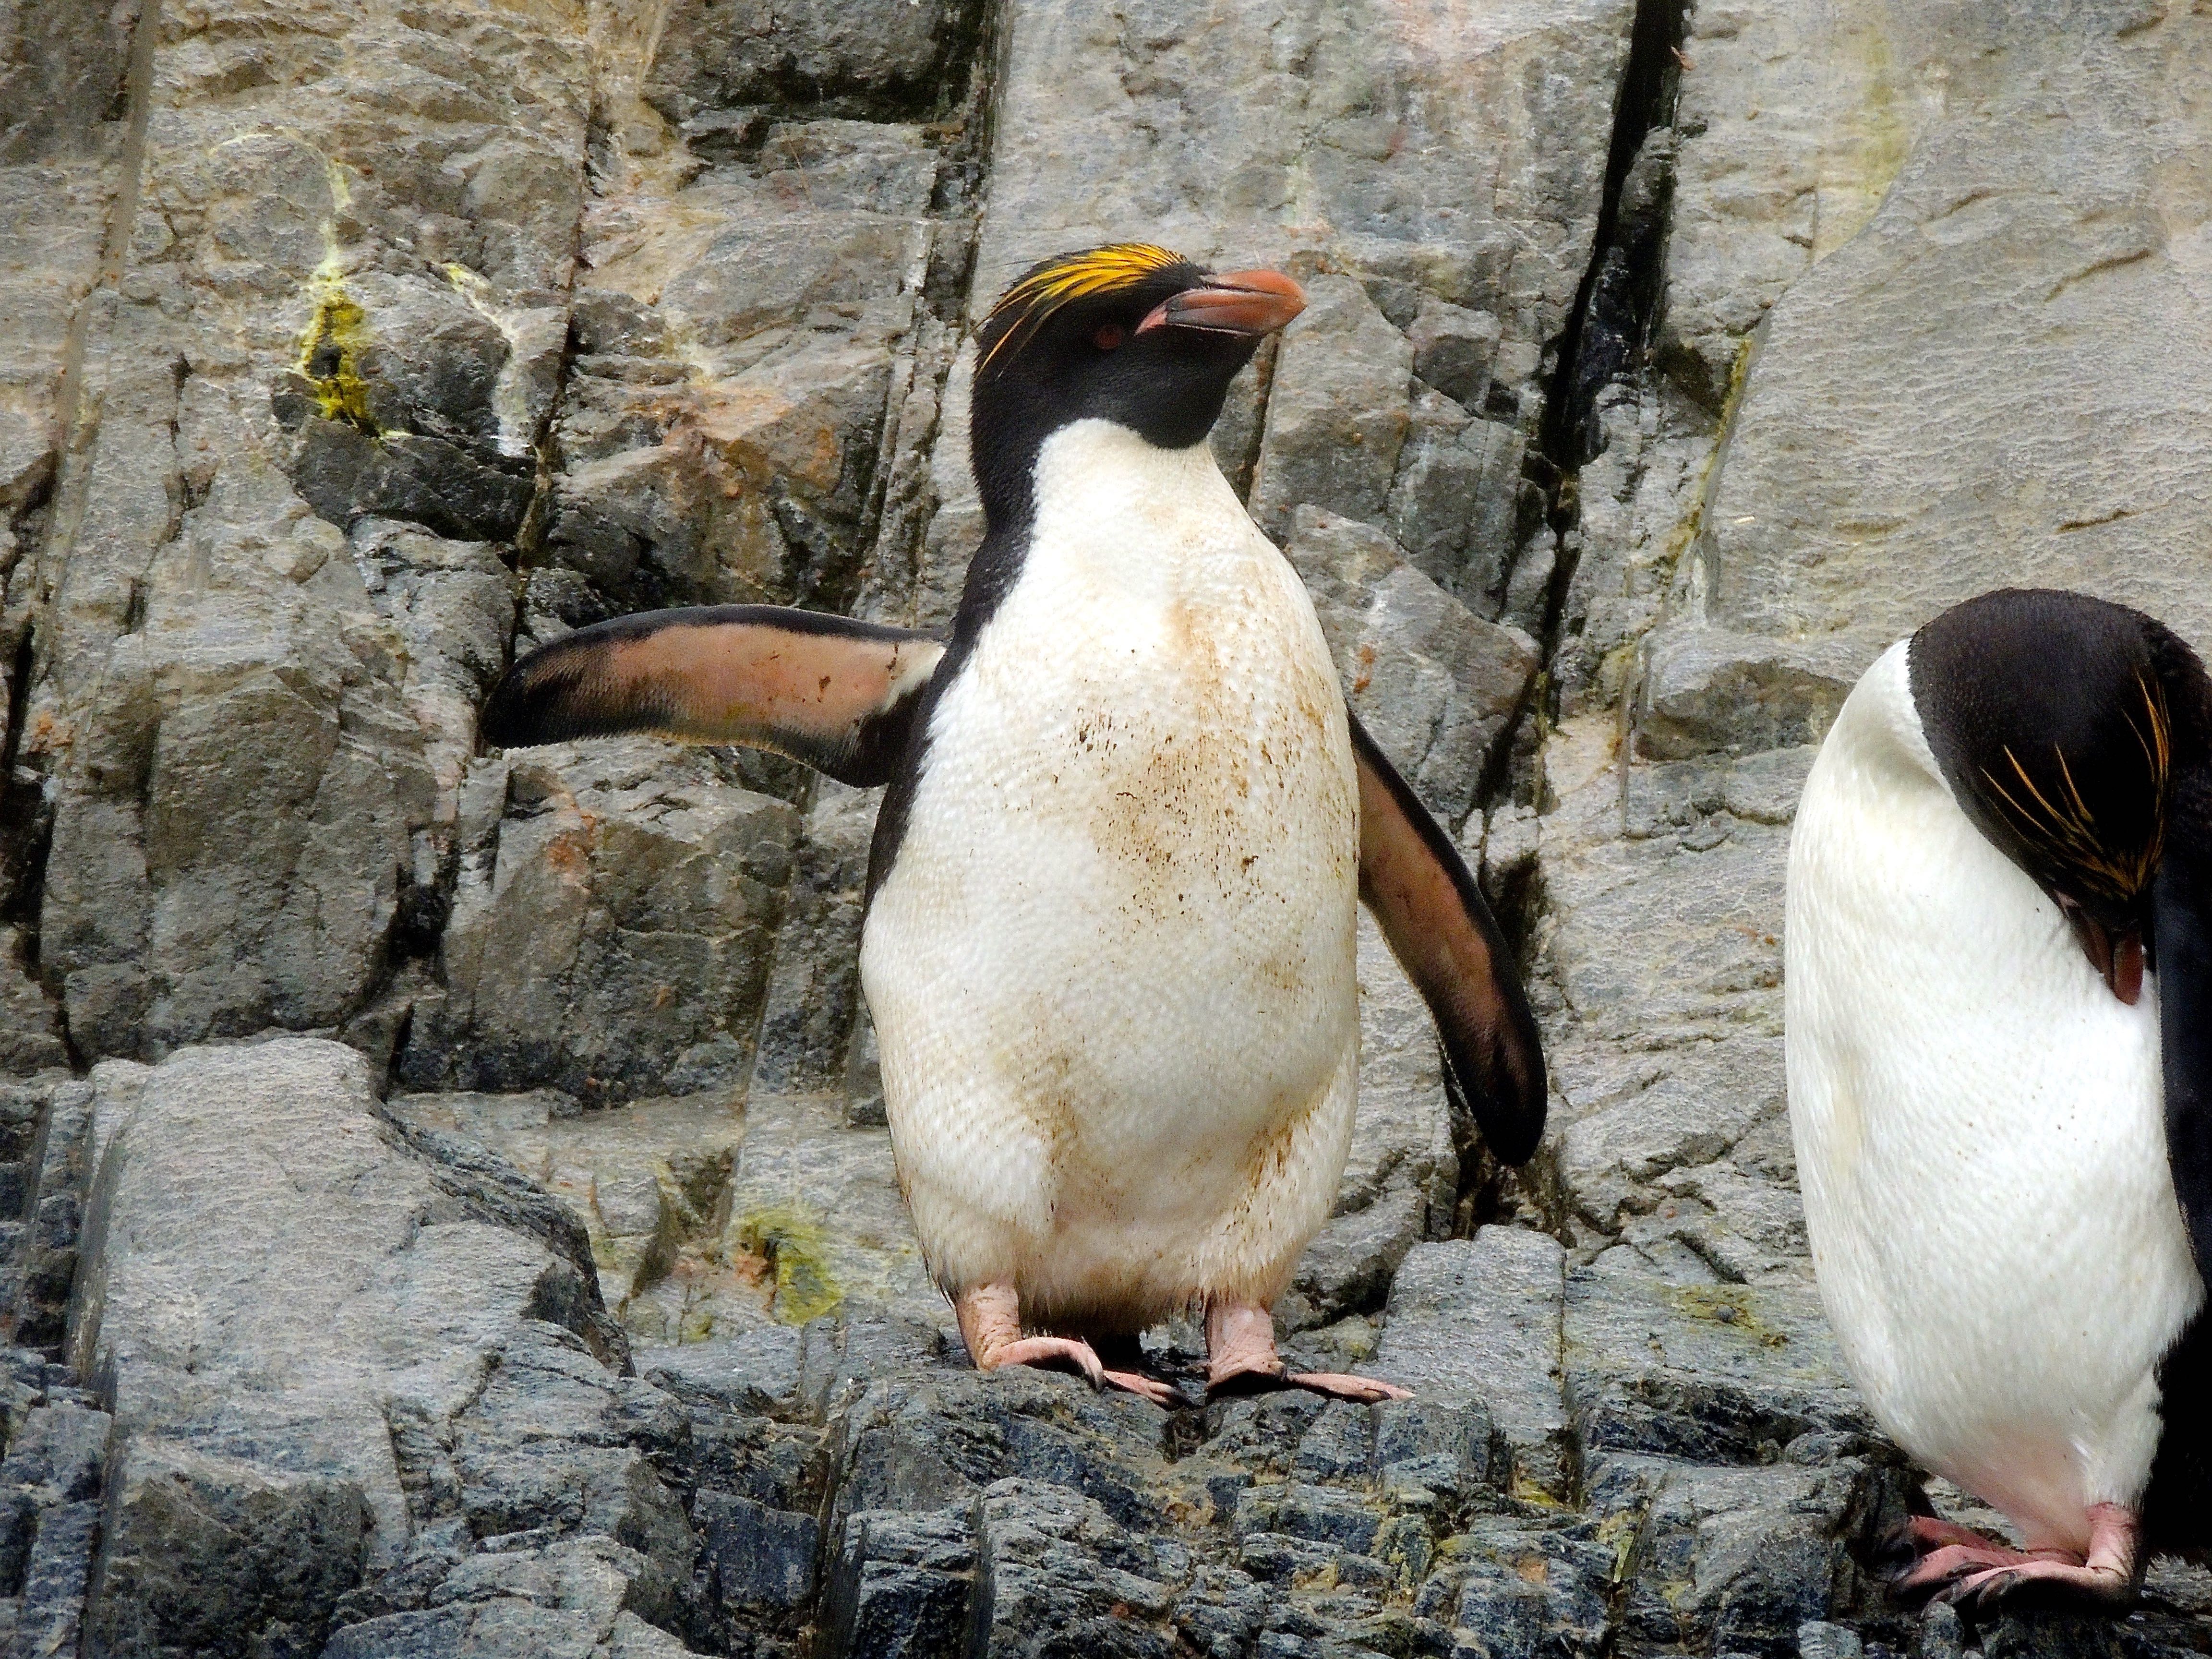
[2156,768,2212,1274]
[1350,710,1548,1164]
[479,605,944,787]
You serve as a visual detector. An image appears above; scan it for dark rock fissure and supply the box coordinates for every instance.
[1513,0,1688,757]
[1541,0,1687,476]
[1455,0,1687,1243]
[0,623,40,923]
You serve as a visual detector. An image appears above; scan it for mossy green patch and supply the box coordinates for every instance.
[297,281,376,432]
[1666,1285,1788,1349]
[1509,1470,1571,1510]
[735,1202,843,1325]
[1596,1506,1643,1585]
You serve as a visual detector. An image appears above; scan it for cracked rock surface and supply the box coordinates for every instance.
[0,0,2209,1652]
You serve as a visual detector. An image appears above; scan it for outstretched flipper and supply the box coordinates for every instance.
[1350,710,1547,1164]
[479,605,944,787]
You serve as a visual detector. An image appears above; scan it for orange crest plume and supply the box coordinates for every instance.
[976,243,1195,373]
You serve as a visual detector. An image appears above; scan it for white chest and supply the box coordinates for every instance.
[861,420,1359,1189]
[885,420,1356,963]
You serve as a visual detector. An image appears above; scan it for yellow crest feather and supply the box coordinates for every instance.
[977,243,1192,372]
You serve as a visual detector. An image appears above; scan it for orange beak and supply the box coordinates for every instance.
[1135,267,1306,338]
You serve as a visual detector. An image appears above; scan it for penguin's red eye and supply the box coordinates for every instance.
[1094,324,1125,351]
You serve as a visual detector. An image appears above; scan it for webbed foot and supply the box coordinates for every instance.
[1203,1299,1411,1402]
[953,1283,1179,1406]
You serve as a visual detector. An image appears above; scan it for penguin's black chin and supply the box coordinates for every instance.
[2056,893,2146,1004]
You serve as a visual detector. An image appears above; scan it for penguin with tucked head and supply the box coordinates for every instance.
[1788,587,2212,1605]
[482,244,1548,1404]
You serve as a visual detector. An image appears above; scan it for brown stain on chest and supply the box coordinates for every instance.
[1081,594,1351,928]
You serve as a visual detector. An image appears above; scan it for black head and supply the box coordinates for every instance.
[968,242,1305,533]
[1910,588,2212,1001]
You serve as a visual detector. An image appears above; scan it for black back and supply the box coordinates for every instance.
[2145,753,2212,1549]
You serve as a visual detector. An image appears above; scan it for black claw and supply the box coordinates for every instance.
[1873,1521,1920,1574]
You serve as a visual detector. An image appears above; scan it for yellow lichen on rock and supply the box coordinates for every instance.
[297,280,374,431]
[733,1202,843,1326]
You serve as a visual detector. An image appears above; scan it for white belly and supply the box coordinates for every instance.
[862,421,1360,1327]
[1786,643,2201,1551]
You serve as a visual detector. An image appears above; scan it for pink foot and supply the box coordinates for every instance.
[1903,1515,2022,1553]
[1204,1299,1411,1402]
[1890,1502,2140,1611]
[1284,1370,1413,1403]
[1101,1368,1181,1407]
[953,1283,1178,1405]
[986,1334,1107,1385]
[1949,1556,2136,1609]
[1896,1542,2050,1595]
[1946,1503,2140,1610]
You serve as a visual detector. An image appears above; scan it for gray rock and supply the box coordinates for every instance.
[1408,299,1503,409]
[1637,627,1867,762]
[1370,1233,1572,1501]
[64,1041,700,1650]
[964,0,1636,420]
[0,1402,107,1503]
[1562,1255,1875,1468]
[722,1092,943,1335]
[385,1089,738,1346]
[750,780,878,1098]
[13,0,2212,1649]
[641,1329,806,1420]
[645,0,969,123]
[1416,1518,1614,1659]
[1918,1602,1967,1659]
[697,1490,819,1614]
[85,1441,369,1658]
[1693,13,2212,655]
[1611,1451,1913,1659]
[820,1505,974,1659]
[1527,725,1801,1252]
[0,932,63,1077]
[1385,393,1526,607]
[12,1497,95,1659]
[400,741,800,1104]
[1287,916,1458,1328]
[37,591,438,1061]
[1803,1619,1869,1659]
[826,1366,1170,1545]
[1286,507,1538,826]
[1249,277,1413,542]
[0,0,134,163]
[973,1478,1186,1656]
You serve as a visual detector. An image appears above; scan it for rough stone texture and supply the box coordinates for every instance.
[60,1041,704,1654]
[3,0,2210,1651]
[396,739,801,1104]
[385,1089,745,1337]
[1288,506,1539,827]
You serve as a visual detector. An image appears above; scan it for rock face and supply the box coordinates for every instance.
[2,0,2210,1652]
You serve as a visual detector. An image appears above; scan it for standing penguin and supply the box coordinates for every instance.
[482,244,1547,1405]
[1787,587,2212,1606]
